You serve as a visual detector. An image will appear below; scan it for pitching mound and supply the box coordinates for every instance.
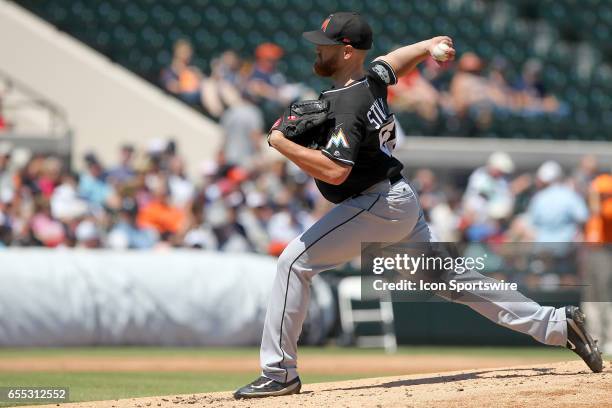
[27,360,611,408]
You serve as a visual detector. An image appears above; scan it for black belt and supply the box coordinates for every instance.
[389,173,403,185]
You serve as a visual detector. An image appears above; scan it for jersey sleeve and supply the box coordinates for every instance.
[367,59,398,87]
[321,113,362,166]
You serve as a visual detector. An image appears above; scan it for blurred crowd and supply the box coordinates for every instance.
[151,40,605,254]
[411,152,611,293]
[388,53,568,133]
[416,152,611,245]
[0,93,8,132]
[0,39,574,142]
[160,40,314,124]
[0,40,608,254]
[1,137,611,253]
[159,40,317,171]
[0,139,328,254]
[158,39,568,138]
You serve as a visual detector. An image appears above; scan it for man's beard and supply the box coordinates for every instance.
[313,54,339,77]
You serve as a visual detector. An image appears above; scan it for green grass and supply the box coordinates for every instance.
[0,346,594,406]
[0,345,575,359]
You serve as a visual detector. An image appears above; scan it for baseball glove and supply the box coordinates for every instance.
[268,99,330,146]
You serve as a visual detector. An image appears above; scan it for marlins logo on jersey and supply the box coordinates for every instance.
[326,127,350,150]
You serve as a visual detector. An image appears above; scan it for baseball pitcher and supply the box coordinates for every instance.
[234,12,603,399]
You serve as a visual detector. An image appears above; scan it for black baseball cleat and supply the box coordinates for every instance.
[565,306,603,373]
[233,376,301,399]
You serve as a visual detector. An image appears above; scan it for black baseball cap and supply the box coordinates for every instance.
[303,12,373,50]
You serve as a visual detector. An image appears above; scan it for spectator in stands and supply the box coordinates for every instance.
[7,202,28,246]
[161,39,203,106]
[572,154,599,197]
[17,154,45,197]
[510,172,535,216]
[0,223,10,248]
[211,50,242,88]
[108,144,136,184]
[182,195,218,250]
[582,170,612,354]
[451,52,517,132]
[463,152,515,216]
[220,99,264,168]
[107,198,157,249]
[75,218,102,249]
[266,188,313,256]
[79,153,113,208]
[161,40,242,118]
[527,160,588,243]
[137,178,185,239]
[0,96,7,132]
[462,152,515,241]
[145,138,169,172]
[29,197,65,247]
[37,157,62,199]
[50,171,88,221]
[167,155,195,208]
[450,53,490,116]
[0,164,12,248]
[486,56,515,111]
[207,198,253,252]
[201,52,244,118]
[237,191,272,254]
[411,168,446,220]
[245,43,287,113]
[411,168,459,241]
[513,59,566,116]
[0,142,14,204]
[388,67,440,126]
[585,171,612,244]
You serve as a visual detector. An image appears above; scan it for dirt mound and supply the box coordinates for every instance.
[25,360,612,408]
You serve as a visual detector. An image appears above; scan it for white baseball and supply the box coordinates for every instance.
[432,43,451,62]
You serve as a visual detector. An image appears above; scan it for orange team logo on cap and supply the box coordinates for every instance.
[321,16,331,32]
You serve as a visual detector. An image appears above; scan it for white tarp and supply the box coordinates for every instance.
[0,249,334,346]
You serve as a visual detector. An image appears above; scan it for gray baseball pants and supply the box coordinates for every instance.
[260,178,568,383]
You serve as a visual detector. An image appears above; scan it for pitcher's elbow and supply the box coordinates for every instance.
[326,168,351,185]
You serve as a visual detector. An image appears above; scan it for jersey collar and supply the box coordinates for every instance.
[321,77,367,95]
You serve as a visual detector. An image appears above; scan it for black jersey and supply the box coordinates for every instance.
[314,59,403,204]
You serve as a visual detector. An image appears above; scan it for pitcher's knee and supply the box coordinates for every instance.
[277,243,309,280]
[277,249,293,274]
